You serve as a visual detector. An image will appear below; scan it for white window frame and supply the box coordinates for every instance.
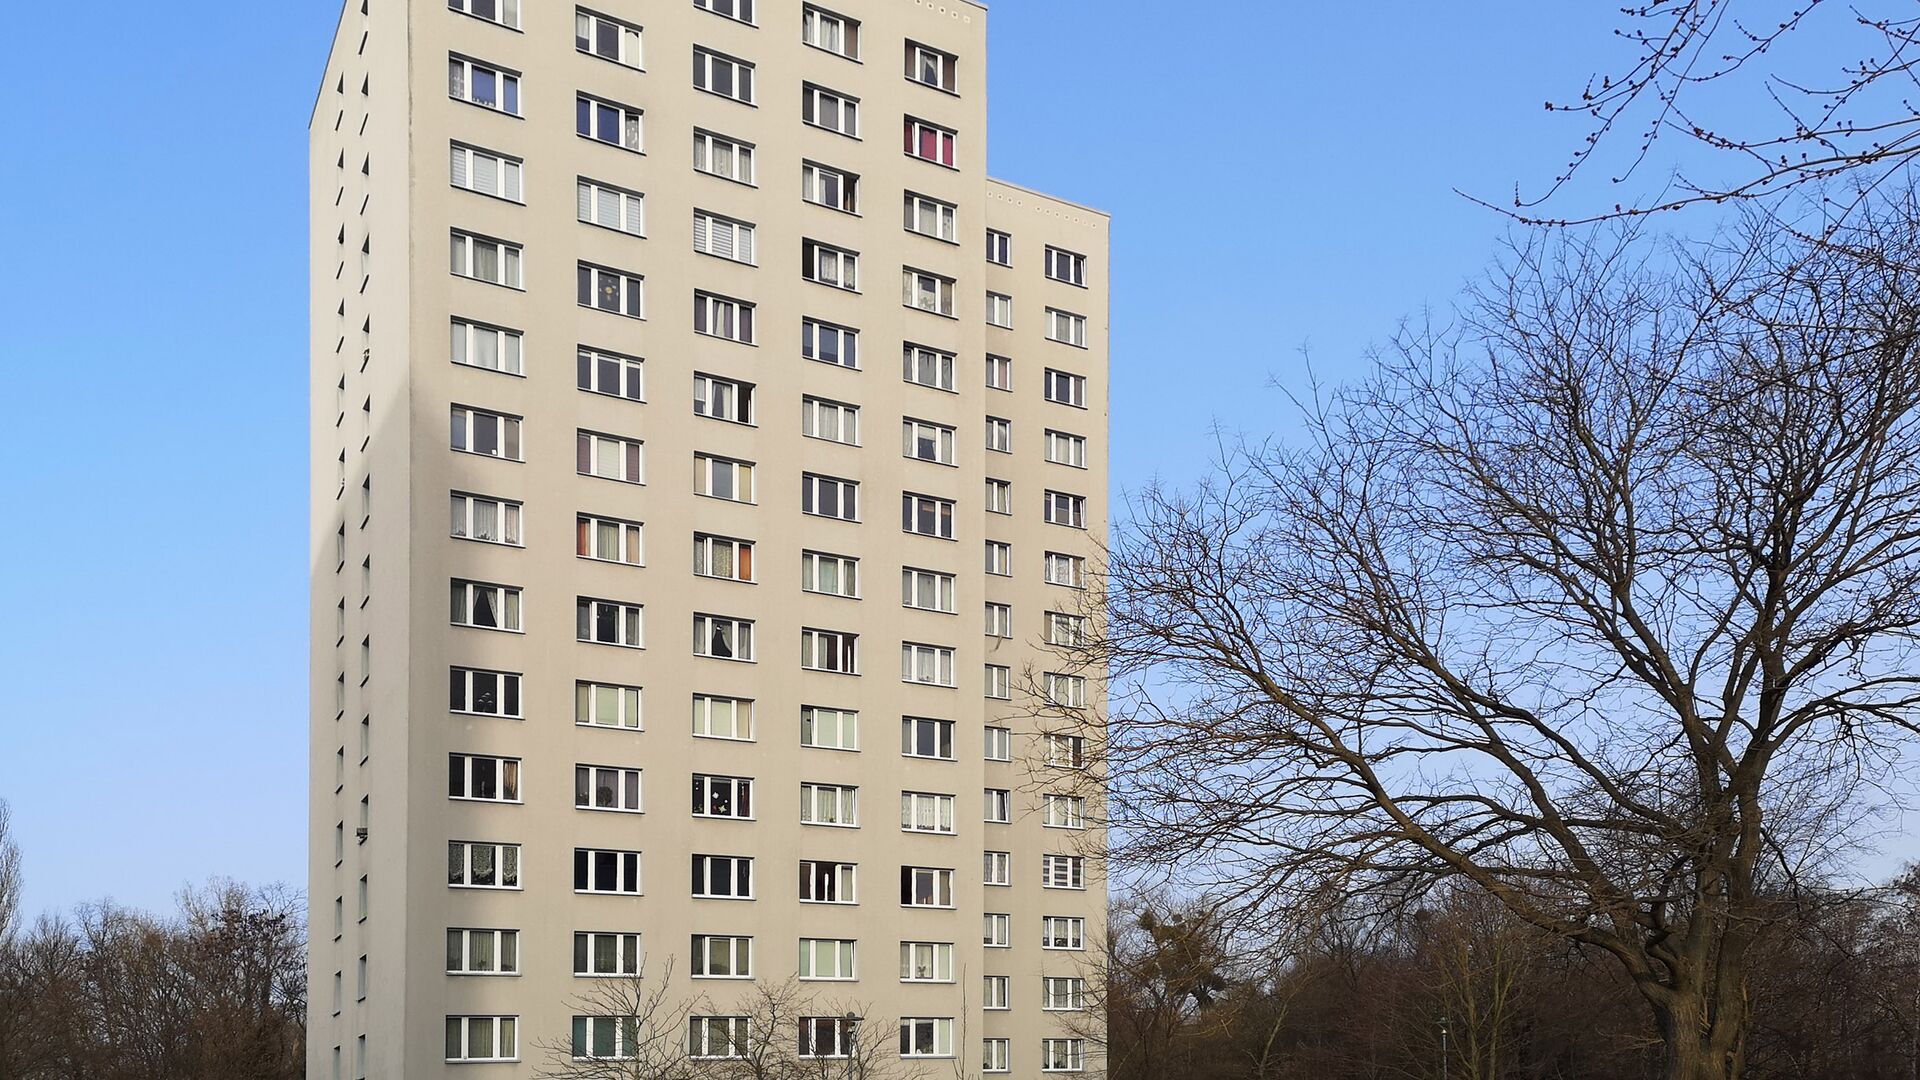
[900,942,953,983]
[577,430,645,484]
[1042,854,1087,890]
[1046,430,1088,468]
[450,230,522,288]
[451,318,523,376]
[692,694,754,741]
[802,5,859,59]
[1043,1039,1086,1073]
[801,860,857,904]
[906,41,958,92]
[694,373,755,424]
[449,754,521,803]
[798,938,857,981]
[803,318,859,368]
[448,841,521,890]
[1046,246,1088,286]
[1045,490,1087,529]
[1046,552,1087,588]
[691,855,755,901]
[902,268,956,316]
[450,579,522,632]
[803,239,860,290]
[1047,612,1089,646]
[902,716,955,759]
[904,116,956,166]
[802,160,859,213]
[901,867,955,909]
[800,706,858,751]
[802,551,859,598]
[451,667,523,719]
[693,46,755,104]
[694,454,756,503]
[573,931,641,977]
[692,774,754,820]
[693,533,755,582]
[801,473,859,522]
[578,177,646,236]
[1045,368,1088,407]
[903,418,957,465]
[1047,731,1088,765]
[985,540,1012,577]
[578,262,645,318]
[578,346,645,400]
[1044,977,1088,1011]
[984,725,1012,761]
[983,851,1010,886]
[694,290,755,343]
[1047,308,1089,347]
[985,416,1012,453]
[985,602,1012,638]
[575,764,643,813]
[448,55,520,115]
[691,934,754,976]
[986,292,1012,328]
[450,142,523,202]
[902,568,956,613]
[1042,916,1087,950]
[985,478,1012,514]
[902,344,957,391]
[576,681,642,731]
[576,596,644,649]
[801,83,860,136]
[901,644,956,687]
[446,928,519,975]
[801,628,859,674]
[801,782,859,827]
[450,0,520,29]
[451,492,522,546]
[571,1015,638,1061]
[577,514,644,566]
[983,974,1010,1009]
[694,613,756,661]
[985,789,1011,825]
[693,0,754,25]
[688,1016,752,1059]
[904,493,956,540]
[576,8,642,68]
[983,1038,1011,1073]
[445,1016,519,1063]
[985,229,1011,266]
[1045,794,1087,829]
[693,210,757,264]
[576,93,643,151]
[900,791,955,834]
[904,192,957,242]
[693,129,755,184]
[986,353,1012,390]
[984,913,1010,948]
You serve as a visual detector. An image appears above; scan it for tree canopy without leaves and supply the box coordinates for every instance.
[1089,199,1920,1080]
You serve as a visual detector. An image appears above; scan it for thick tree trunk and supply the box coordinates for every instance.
[1649,986,1748,1080]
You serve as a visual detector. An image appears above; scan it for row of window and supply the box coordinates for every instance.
[446,1012,1086,1072]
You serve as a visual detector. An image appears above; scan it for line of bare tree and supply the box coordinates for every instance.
[0,802,307,1080]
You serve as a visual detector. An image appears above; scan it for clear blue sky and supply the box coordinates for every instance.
[0,2,1894,920]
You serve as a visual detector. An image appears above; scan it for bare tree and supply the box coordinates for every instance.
[535,959,698,1080]
[683,979,899,1080]
[0,803,19,946]
[1086,198,1920,1080]
[1491,1,1920,223]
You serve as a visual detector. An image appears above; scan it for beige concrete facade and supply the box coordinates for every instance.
[310,1,1108,1077]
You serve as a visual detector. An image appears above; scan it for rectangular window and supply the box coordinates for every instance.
[902,716,955,759]
[578,263,645,318]
[984,789,1011,824]
[900,1018,954,1059]
[798,938,857,980]
[693,47,754,103]
[985,541,1012,576]
[570,1016,638,1061]
[1046,430,1088,468]
[692,694,753,741]
[983,1038,1011,1073]
[576,597,644,648]
[800,706,858,750]
[803,318,858,368]
[801,782,859,827]
[693,129,755,183]
[577,514,644,566]
[903,419,957,465]
[576,93,642,150]
[691,934,753,975]
[801,628,858,673]
[448,55,520,114]
[694,291,755,343]
[802,239,860,291]
[578,177,645,235]
[450,579,521,632]
[904,193,957,242]
[985,229,1011,266]
[444,1016,518,1063]
[576,8,642,67]
[447,928,519,975]
[1044,1039,1086,1072]
[802,551,859,598]
[1044,977,1087,1010]
[575,764,643,813]
[1045,794,1086,829]
[984,726,1012,761]
[801,474,858,521]
[1045,368,1088,407]
[797,399,857,452]
[573,848,642,894]
[1048,308,1089,347]
[1047,612,1088,646]
[902,568,956,613]
[985,353,1012,390]
[449,230,522,288]
[691,855,754,900]
[450,667,522,719]
[578,346,645,400]
[902,268,956,316]
[901,644,956,687]
[1045,246,1088,286]
[903,493,956,540]
[694,455,755,503]
[449,754,521,803]
[692,774,754,819]
[985,416,1012,453]
[693,0,753,24]
[801,84,859,136]
[983,974,1010,1008]
[576,681,642,730]
[985,292,1012,329]
[448,841,520,889]
[1047,731,1088,765]
[688,1017,751,1060]
[903,344,956,390]
[577,430,644,483]
[451,318,523,376]
[1046,552,1086,588]
[900,791,954,834]
[904,117,956,166]
[1043,916,1086,950]
[801,161,859,212]
[450,0,519,29]
[900,941,953,982]
[985,478,1012,514]
[906,41,958,92]
[452,405,521,460]
[573,931,642,977]
[692,210,756,264]
[900,867,954,908]
[1042,854,1087,890]
[451,492,522,546]
[450,143,522,202]
[693,533,754,582]
[693,373,755,424]
[800,1017,859,1060]
[1045,491,1087,528]
[800,860,856,903]
[802,5,859,58]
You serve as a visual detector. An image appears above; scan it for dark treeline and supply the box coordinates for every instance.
[0,807,305,1080]
[1099,871,1920,1080]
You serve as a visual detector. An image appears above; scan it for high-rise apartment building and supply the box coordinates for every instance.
[309,1,1108,1076]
